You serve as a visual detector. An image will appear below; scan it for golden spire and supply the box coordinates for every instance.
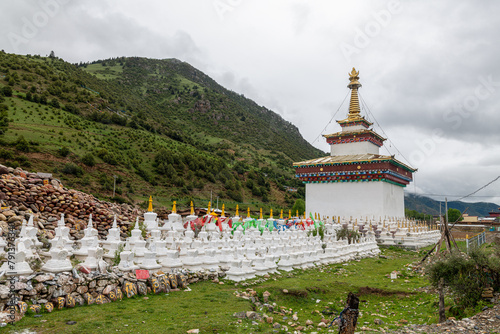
[347,67,362,119]
[296,210,299,218]
[190,201,194,215]
[270,208,273,219]
[288,210,291,219]
[236,204,239,216]
[172,201,177,214]
[147,196,153,212]
[259,208,263,219]
[280,209,283,219]
[247,207,250,218]
[207,201,211,214]
[303,211,306,219]
[221,204,225,217]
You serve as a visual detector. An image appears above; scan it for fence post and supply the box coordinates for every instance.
[466,234,469,254]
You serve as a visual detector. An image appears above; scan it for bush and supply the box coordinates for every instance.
[62,163,84,176]
[0,104,8,135]
[15,155,31,167]
[0,148,14,159]
[291,199,305,216]
[81,153,95,167]
[336,227,360,244]
[64,103,80,115]
[15,136,30,152]
[426,246,500,311]
[59,146,70,157]
[1,86,13,97]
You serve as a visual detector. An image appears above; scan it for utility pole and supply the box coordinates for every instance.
[113,175,117,197]
[216,196,219,211]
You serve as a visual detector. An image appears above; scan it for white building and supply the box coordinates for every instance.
[293,68,416,220]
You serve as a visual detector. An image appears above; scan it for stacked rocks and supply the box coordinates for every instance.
[0,165,141,240]
[0,269,190,316]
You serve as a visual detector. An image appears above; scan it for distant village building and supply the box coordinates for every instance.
[488,207,500,218]
[293,68,416,220]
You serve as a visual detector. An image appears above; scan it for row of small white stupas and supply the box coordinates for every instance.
[0,197,439,281]
[334,216,442,249]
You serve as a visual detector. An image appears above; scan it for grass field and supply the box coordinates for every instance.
[7,246,478,334]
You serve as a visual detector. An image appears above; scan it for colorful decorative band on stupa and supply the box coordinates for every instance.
[294,155,414,187]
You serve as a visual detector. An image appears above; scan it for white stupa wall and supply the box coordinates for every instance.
[341,124,366,132]
[330,141,380,156]
[305,181,405,220]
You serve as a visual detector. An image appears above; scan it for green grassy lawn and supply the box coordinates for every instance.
[8,247,458,334]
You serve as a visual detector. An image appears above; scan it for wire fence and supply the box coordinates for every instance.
[466,231,486,254]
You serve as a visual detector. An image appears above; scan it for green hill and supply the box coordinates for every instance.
[0,52,324,212]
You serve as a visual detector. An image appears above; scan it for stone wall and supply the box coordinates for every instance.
[0,268,224,316]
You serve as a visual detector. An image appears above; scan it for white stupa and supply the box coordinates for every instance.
[293,68,416,219]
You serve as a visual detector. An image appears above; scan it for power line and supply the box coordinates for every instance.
[407,192,498,199]
[358,92,415,169]
[313,91,350,144]
[457,175,500,201]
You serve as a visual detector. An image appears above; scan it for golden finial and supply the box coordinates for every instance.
[221,204,225,217]
[348,67,360,84]
[288,210,291,219]
[147,196,153,212]
[172,201,177,214]
[190,201,194,215]
[280,209,283,219]
[270,208,273,219]
[347,67,362,119]
[247,207,250,218]
[303,211,306,219]
[235,204,239,216]
[207,201,211,214]
[259,208,263,219]
[296,210,299,218]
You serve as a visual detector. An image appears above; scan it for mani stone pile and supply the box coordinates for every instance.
[0,164,140,241]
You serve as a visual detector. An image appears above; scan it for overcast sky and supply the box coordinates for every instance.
[1,0,499,208]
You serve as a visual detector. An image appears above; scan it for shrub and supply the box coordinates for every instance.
[336,227,360,244]
[59,146,70,157]
[291,199,305,216]
[81,153,95,167]
[0,148,14,159]
[1,86,13,97]
[15,136,30,152]
[62,163,84,176]
[426,246,500,311]
[15,155,31,167]
[0,104,8,135]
